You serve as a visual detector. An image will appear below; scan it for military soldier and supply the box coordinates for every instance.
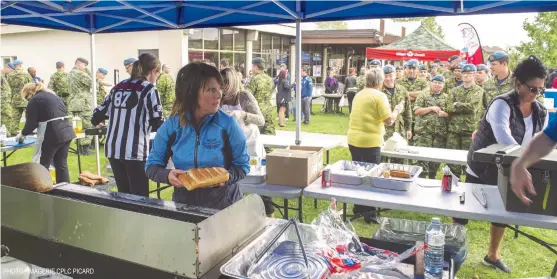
[480,51,515,116]
[7,60,33,133]
[356,67,366,92]
[475,64,489,90]
[68,57,93,155]
[1,68,15,136]
[397,59,429,104]
[27,67,41,84]
[413,75,449,178]
[3,62,14,76]
[445,64,483,177]
[124,57,137,77]
[246,57,275,137]
[443,55,461,83]
[381,65,412,141]
[156,64,175,117]
[418,64,431,81]
[96,68,111,106]
[444,63,464,94]
[395,66,404,80]
[48,61,70,108]
[369,59,381,69]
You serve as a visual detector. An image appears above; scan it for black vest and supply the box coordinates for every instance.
[467,91,547,185]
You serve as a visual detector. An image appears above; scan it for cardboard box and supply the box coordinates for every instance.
[266,146,324,187]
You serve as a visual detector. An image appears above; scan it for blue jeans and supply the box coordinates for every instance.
[293,97,311,122]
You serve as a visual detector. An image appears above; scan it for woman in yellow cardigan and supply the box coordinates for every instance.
[347,66,402,219]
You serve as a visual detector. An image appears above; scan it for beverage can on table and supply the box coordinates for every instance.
[322,169,331,187]
[249,156,259,166]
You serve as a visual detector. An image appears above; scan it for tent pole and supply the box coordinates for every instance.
[90,32,101,175]
[295,18,301,145]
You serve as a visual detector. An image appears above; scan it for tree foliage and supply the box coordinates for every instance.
[392,17,445,39]
[517,12,557,68]
[505,46,526,72]
[315,21,348,30]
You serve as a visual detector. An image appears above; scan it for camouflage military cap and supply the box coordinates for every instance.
[370,59,381,66]
[383,65,396,74]
[98,68,108,75]
[488,51,508,62]
[419,64,427,71]
[461,64,477,73]
[396,66,403,71]
[476,64,488,72]
[448,55,460,62]
[431,75,445,83]
[76,57,89,66]
[13,60,23,65]
[406,59,419,68]
[7,62,14,70]
[124,57,137,66]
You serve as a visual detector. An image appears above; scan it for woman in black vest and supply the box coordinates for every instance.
[459,56,548,273]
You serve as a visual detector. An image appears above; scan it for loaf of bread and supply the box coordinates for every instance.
[178,167,229,191]
[1,163,53,192]
[390,170,411,179]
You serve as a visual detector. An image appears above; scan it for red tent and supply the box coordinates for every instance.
[366,48,460,62]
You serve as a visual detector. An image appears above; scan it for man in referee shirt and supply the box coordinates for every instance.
[92,53,164,197]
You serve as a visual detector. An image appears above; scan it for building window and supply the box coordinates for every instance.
[189,29,203,49]
[252,33,261,53]
[189,51,203,62]
[234,53,246,74]
[204,28,219,50]
[282,37,291,55]
[235,30,246,52]
[261,34,271,52]
[1,56,17,65]
[220,29,234,51]
[203,51,218,67]
[220,52,233,68]
[138,49,159,57]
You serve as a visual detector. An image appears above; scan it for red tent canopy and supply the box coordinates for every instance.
[366,48,460,62]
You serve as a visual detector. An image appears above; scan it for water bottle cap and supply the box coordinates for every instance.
[432,217,441,224]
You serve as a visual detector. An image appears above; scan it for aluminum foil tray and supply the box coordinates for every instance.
[369,163,422,191]
[374,217,468,254]
[221,219,328,279]
[241,166,266,184]
[328,160,377,185]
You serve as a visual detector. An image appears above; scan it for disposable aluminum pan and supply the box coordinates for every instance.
[328,160,377,185]
[369,163,422,191]
[241,166,267,184]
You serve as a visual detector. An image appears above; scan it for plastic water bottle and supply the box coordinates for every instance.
[0,125,7,145]
[425,217,445,279]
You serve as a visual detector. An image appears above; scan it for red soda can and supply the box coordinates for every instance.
[442,174,452,192]
[322,169,331,187]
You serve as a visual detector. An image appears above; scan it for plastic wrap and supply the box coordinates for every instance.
[327,160,377,185]
[373,217,468,255]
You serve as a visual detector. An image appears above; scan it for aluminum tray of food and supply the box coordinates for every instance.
[327,160,377,185]
[369,163,422,191]
[240,166,266,184]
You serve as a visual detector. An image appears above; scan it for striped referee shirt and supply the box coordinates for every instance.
[92,79,164,161]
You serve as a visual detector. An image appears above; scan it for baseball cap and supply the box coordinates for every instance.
[461,64,477,73]
[476,64,488,72]
[488,51,509,62]
[98,68,108,75]
[124,57,137,66]
[448,55,460,63]
[383,65,396,74]
[431,75,445,83]
[370,59,381,66]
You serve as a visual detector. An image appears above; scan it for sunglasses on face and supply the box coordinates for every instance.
[524,84,545,95]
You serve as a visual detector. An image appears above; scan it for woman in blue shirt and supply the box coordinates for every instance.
[146,62,250,210]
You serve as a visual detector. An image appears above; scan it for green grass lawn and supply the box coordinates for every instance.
[6,105,556,278]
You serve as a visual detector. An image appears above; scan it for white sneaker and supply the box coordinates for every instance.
[285,118,289,121]
[275,117,279,120]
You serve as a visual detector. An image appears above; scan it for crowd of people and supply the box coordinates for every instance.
[1,50,555,273]
[347,52,551,273]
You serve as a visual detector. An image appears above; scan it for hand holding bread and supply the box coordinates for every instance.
[173,167,229,191]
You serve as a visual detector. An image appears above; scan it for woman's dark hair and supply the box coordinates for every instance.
[513,55,547,85]
[173,62,223,126]
[131,53,161,80]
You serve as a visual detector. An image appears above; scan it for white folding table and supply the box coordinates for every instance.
[240,182,304,222]
[381,146,468,166]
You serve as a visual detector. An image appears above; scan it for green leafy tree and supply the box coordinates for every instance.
[315,21,348,30]
[517,12,557,68]
[392,17,445,39]
[505,46,526,72]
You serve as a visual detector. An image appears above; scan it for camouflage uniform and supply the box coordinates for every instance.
[48,71,70,108]
[68,67,93,147]
[397,77,429,104]
[7,69,33,133]
[96,80,107,107]
[246,72,275,136]
[413,90,449,178]
[156,72,175,117]
[380,84,412,140]
[445,84,483,176]
[356,73,366,92]
[479,76,514,119]
[1,73,15,136]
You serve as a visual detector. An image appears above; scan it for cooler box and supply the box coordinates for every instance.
[544,89,557,124]
[474,144,557,216]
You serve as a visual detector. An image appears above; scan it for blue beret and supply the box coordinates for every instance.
[434,58,441,63]
[461,64,477,73]
[123,57,137,66]
[419,64,427,71]
[396,66,403,71]
[431,75,445,83]
[406,59,419,68]
[13,60,23,65]
[476,64,488,71]
[383,65,396,74]
[448,55,460,62]
[488,51,508,62]
[370,59,381,66]
[98,68,108,75]
[252,57,266,64]
[7,62,15,70]
[455,63,465,70]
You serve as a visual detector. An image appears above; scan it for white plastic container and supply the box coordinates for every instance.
[327,160,377,185]
[369,163,422,191]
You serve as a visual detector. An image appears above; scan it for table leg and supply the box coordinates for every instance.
[314,198,317,209]
[326,150,330,164]
[283,199,289,220]
[552,260,557,277]
[157,182,161,199]
[298,196,303,223]
[343,203,347,222]
[3,152,6,167]
[514,225,519,239]
[76,139,82,174]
